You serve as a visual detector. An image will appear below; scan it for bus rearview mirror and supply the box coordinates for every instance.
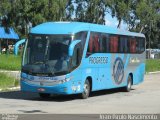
[69,40,81,56]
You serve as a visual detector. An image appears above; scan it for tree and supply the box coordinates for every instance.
[0,0,12,28]
[132,0,160,48]
[65,0,74,21]
[0,0,69,37]
[74,0,106,24]
[0,0,159,48]
[109,0,131,28]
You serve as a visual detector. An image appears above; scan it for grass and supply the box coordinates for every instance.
[0,72,19,89]
[146,59,160,73]
[0,54,22,71]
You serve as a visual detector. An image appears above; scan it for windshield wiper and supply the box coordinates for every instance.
[32,61,44,65]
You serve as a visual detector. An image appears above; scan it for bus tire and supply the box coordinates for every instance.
[124,75,132,92]
[81,79,90,99]
[39,93,51,99]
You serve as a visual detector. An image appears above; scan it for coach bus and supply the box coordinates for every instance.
[21,22,145,99]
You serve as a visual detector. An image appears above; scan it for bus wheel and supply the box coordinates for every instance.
[124,75,132,92]
[39,93,51,99]
[81,79,90,99]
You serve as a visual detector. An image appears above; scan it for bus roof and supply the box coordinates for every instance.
[31,22,145,38]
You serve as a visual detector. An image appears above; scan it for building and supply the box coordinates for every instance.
[0,27,19,54]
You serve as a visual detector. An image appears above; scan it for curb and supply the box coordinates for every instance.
[146,71,160,74]
[0,86,20,92]
[0,70,21,80]
[0,70,20,73]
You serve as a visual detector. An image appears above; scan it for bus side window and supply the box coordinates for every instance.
[72,43,82,68]
[100,34,106,52]
[120,36,128,53]
[74,31,87,51]
[130,38,136,53]
[120,36,124,53]
[110,36,118,53]
[87,32,100,56]
[99,34,110,53]
[136,38,140,53]
[94,34,100,52]
[88,35,94,53]
[137,37,145,53]
[140,38,145,52]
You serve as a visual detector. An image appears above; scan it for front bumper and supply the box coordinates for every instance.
[20,73,82,95]
[21,80,73,94]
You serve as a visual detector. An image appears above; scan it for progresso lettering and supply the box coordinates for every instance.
[89,57,108,64]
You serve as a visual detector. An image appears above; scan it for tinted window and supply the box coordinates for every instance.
[110,35,119,53]
[86,32,145,55]
[74,31,87,51]
[119,36,145,54]
[129,37,136,53]
[87,32,100,54]
[136,37,145,53]
[99,34,110,53]
[119,36,129,53]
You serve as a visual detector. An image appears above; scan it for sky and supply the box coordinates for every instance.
[72,2,128,30]
[105,13,128,30]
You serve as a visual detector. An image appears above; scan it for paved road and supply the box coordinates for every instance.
[0,73,160,114]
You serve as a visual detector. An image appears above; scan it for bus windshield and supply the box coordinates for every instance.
[22,34,72,76]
